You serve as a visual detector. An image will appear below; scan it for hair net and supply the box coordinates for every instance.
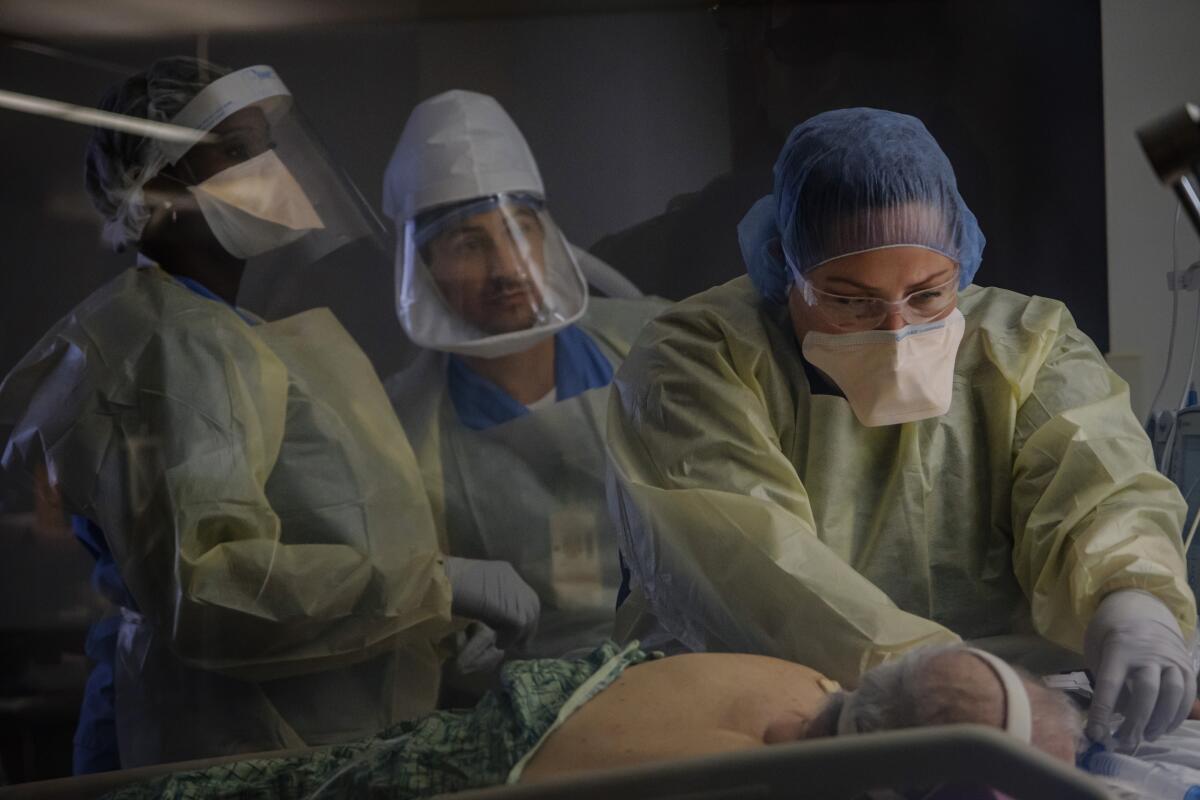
[738,108,985,305]
[84,56,232,252]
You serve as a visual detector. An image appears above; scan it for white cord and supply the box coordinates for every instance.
[1185,506,1200,554]
[1157,206,1191,473]
[1177,288,1200,410]
[1179,471,1200,553]
[1161,287,1200,472]
[1147,206,1183,417]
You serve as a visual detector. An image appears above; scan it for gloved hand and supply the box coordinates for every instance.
[1083,589,1196,747]
[451,622,506,677]
[443,556,540,649]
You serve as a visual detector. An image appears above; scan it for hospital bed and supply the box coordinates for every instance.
[0,725,1114,800]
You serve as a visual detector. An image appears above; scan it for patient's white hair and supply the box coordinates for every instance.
[807,645,1083,762]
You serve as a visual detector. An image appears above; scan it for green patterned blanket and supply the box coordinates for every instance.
[104,641,650,800]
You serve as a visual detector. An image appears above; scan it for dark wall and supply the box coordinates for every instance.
[592,0,1111,351]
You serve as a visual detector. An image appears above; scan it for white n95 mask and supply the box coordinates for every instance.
[802,309,965,427]
[189,149,325,259]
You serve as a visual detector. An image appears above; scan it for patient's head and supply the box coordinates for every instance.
[805,645,1082,762]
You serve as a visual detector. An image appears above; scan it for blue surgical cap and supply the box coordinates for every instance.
[738,108,985,305]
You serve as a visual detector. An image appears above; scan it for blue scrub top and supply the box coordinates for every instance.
[71,516,135,774]
[447,325,614,431]
[71,273,250,774]
[172,275,259,325]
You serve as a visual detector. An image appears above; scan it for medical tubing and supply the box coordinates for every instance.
[1179,288,1200,410]
[1180,471,1200,552]
[1186,502,1200,554]
[1150,205,1185,422]
[1151,278,1181,423]
[1180,434,1200,552]
[1085,751,1200,799]
[1159,287,1200,473]
[1194,630,1200,676]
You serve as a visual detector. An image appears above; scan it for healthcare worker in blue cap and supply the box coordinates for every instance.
[382,90,663,671]
[607,107,1198,750]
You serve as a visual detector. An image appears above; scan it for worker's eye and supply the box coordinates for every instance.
[221,135,272,162]
[831,296,875,307]
[508,213,543,240]
[909,288,950,309]
[450,234,488,256]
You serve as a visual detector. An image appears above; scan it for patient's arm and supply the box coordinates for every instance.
[519,652,833,783]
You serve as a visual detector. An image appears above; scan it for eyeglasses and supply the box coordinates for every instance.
[797,268,960,332]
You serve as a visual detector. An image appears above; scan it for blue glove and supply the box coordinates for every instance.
[1083,590,1196,748]
[443,556,540,649]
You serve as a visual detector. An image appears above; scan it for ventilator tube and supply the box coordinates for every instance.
[1086,751,1200,799]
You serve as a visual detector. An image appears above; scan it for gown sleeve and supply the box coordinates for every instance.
[1009,305,1196,651]
[606,303,959,685]
[2,295,451,680]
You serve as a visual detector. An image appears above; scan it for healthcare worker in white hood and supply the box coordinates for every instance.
[0,57,506,770]
[382,90,664,670]
[607,107,1199,751]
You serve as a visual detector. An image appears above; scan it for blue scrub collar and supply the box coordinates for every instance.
[171,274,259,325]
[447,324,613,430]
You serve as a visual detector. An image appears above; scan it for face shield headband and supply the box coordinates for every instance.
[413,193,545,248]
[142,65,379,266]
[157,65,292,163]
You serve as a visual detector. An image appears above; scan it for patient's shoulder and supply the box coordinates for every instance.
[670,651,827,675]
[627,651,829,693]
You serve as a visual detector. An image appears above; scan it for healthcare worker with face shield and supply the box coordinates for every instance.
[0,57,465,770]
[608,107,1199,750]
[382,91,664,668]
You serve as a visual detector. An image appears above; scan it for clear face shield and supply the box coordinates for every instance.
[397,194,588,358]
[152,65,383,264]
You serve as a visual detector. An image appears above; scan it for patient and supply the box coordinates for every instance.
[105,642,1081,799]
[522,643,1080,782]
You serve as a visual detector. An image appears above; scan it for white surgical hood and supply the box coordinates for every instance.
[383,90,587,359]
[383,90,546,221]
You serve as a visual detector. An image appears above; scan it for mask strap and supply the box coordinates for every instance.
[785,257,818,307]
[156,167,196,191]
[965,648,1033,744]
